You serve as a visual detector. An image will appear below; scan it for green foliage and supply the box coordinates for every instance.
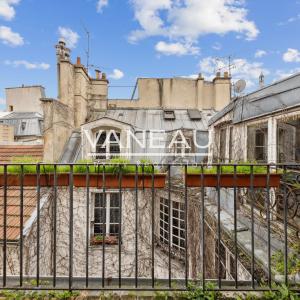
[0,157,159,175]
[262,284,300,300]
[154,290,170,299]
[187,164,278,175]
[272,247,300,275]
[1,289,80,299]
[175,282,222,299]
[95,235,104,241]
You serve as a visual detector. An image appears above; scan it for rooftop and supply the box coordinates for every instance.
[0,112,43,137]
[209,72,300,125]
[5,85,45,90]
[88,108,215,131]
[0,187,37,241]
[0,145,43,163]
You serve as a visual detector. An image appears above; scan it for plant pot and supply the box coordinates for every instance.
[185,173,281,188]
[0,173,167,188]
[91,236,118,245]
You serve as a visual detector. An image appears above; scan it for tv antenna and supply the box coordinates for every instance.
[234,79,246,95]
[82,23,90,72]
[215,55,236,76]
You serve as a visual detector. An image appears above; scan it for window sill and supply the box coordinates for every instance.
[91,236,118,246]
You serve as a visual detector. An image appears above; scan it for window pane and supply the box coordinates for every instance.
[110,132,120,142]
[110,208,120,223]
[173,227,178,236]
[110,224,119,235]
[94,208,106,223]
[173,218,178,227]
[110,194,120,207]
[173,209,178,218]
[95,193,105,207]
[173,236,179,246]
[94,224,105,235]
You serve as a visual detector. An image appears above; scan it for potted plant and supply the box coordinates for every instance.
[0,158,167,189]
[91,235,118,245]
[185,164,282,188]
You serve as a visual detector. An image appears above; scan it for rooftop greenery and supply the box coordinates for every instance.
[187,164,282,175]
[0,157,159,175]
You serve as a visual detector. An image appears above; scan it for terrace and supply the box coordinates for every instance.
[0,162,299,298]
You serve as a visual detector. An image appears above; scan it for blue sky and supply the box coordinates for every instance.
[1,0,300,110]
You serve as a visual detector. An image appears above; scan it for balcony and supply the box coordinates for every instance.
[0,163,299,297]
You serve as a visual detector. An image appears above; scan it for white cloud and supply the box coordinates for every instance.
[0,26,23,46]
[275,68,300,80]
[212,42,222,51]
[283,48,300,63]
[4,60,50,70]
[97,0,108,13]
[199,56,269,88]
[255,49,267,58]
[129,0,259,44]
[0,0,20,21]
[58,27,79,49]
[155,41,199,56]
[278,14,300,26]
[108,69,124,80]
[0,98,5,105]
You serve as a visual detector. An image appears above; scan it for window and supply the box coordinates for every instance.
[219,128,227,162]
[229,127,233,161]
[96,131,121,159]
[173,137,191,156]
[247,124,268,162]
[93,193,120,238]
[164,110,176,120]
[277,120,299,163]
[187,109,202,120]
[255,129,267,161]
[9,105,13,112]
[159,198,185,253]
[21,121,26,131]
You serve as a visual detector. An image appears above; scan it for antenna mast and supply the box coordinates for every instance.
[82,23,90,72]
[215,55,235,76]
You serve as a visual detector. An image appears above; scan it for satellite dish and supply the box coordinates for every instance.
[234,79,246,94]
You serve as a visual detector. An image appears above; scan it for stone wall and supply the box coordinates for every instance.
[0,188,187,280]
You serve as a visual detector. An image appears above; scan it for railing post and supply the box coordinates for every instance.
[201,163,205,289]
[69,164,73,291]
[20,164,24,287]
[3,165,7,288]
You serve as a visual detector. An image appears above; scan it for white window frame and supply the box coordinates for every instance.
[95,130,121,160]
[159,197,185,252]
[92,192,121,237]
[173,137,192,156]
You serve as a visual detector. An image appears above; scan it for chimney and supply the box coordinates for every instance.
[55,39,71,62]
[259,72,265,88]
[216,72,221,78]
[76,57,81,65]
[224,71,229,78]
[95,69,101,79]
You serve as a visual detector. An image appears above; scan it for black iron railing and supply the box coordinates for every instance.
[0,163,299,293]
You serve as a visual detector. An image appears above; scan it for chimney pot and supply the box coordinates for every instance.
[95,69,101,79]
[76,57,81,65]
[216,72,221,78]
[102,73,107,80]
[224,71,229,78]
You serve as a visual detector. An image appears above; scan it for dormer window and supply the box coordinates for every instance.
[95,130,121,160]
[21,121,26,131]
[164,110,176,120]
[173,136,191,156]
